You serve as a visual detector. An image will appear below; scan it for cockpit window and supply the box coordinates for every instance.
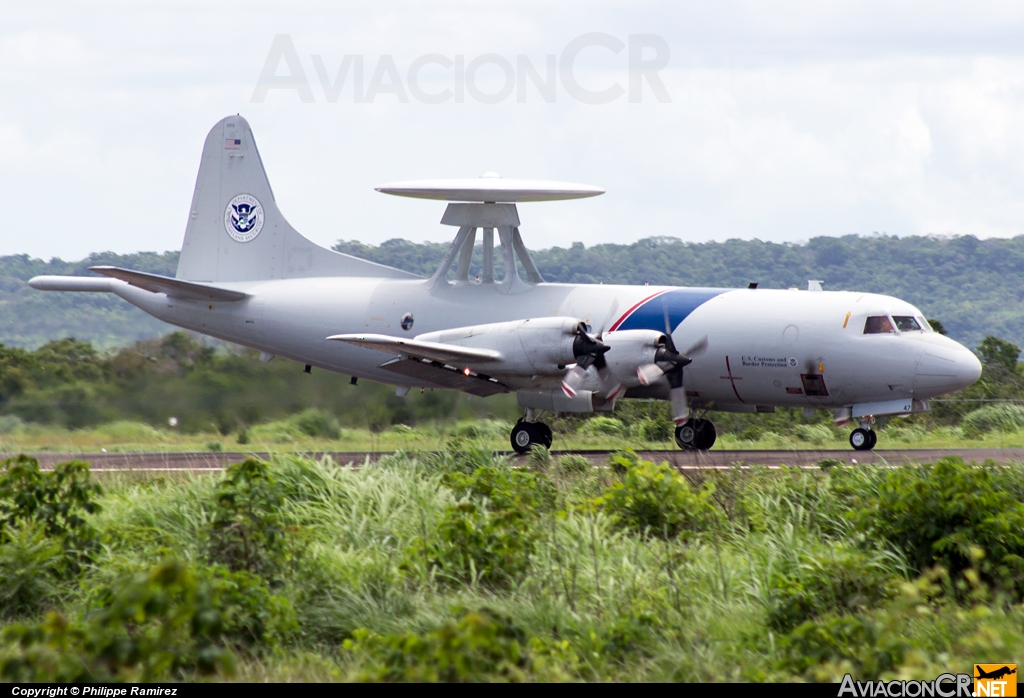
[917,316,932,332]
[864,316,895,334]
[893,316,922,332]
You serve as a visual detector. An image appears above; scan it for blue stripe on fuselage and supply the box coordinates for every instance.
[613,288,727,333]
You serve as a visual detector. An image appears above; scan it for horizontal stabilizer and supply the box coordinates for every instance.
[327,333,501,365]
[28,276,116,293]
[88,266,248,302]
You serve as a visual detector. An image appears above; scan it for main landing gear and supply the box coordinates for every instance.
[675,418,717,451]
[850,427,877,451]
[510,419,553,454]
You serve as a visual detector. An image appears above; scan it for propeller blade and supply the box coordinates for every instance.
[561,365,588,397]
[596,365,623,402]
[669,386,689,424]
[637,363,666,386]
[683,335,708,358]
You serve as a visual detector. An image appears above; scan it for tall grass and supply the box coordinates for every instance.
[2,450,1024,681]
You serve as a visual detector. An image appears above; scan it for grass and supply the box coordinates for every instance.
[4,419,1024,454]
[1,449,1023,681]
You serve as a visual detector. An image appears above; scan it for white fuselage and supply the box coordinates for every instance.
[112,276,982,413]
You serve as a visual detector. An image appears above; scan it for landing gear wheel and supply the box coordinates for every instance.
[696,419,717,450]
[511,421,536,454]
[675,419,717,451]
[850,428,876,451]
[511,421,552,454]
[534,422,553,449]
[675,421,698,450]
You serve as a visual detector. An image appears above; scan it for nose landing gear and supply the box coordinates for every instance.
[675,418,717,451]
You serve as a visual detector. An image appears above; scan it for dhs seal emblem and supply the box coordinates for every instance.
[224,194,264,242]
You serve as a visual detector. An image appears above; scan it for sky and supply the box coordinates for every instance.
[4,1,1024,260]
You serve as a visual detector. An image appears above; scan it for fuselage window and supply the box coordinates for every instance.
[864,316,895,334]
[892,316,922,332]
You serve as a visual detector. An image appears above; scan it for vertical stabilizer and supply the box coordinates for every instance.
[176,116,416,282]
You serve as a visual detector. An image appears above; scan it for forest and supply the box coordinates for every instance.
[5,233,1024,349]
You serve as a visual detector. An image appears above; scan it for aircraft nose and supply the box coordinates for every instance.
[914,340,982,395]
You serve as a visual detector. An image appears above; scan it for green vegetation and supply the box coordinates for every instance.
[1,325,1024,450]
[8,237,1024,448]
[8,234,1024,350]
[0,450,1021,681]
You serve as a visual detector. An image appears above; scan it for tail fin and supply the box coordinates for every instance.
[176,115,417,282]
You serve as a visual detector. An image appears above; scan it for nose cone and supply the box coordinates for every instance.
[914,339,982,396]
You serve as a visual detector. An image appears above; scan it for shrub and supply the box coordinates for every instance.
[738,425,765,442]
[425,441,506,475]
[407,502,536,588]
[961,404,1024,438]
[94,421,162,441]
[594,455,722,539]
[794,424,834,445]
[765,544,899,632]
[236,428,250,445]
[526,445,551,471]
[635,418,672,442]
[207,459,286,579]
[450,420,508,440]
[847,457,1024,599]
[0,524,65,619]
[556,454,592,474]
[0,558,296,682]
[778,613,907,680]
[580,416,624,437]
[441,464,556,514]
[342,608,532,682]
[206,441,223,452]
[290,408,341,439]
[0,416,25,436]
[0,456,101,571]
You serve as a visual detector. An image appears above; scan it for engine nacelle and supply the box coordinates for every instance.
[415,316,585,376]
[601,330,668,386]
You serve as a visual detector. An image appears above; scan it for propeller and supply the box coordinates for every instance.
[634,297,696,424]
[561,324,622,399]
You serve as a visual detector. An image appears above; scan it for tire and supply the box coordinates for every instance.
[867,429,877,449]
[695,419,717,450]
[850,428,873,451]
[675,420,698,450]
[511,422,536,454]
[534,422,554,449]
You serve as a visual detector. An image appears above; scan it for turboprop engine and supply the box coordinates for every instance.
[561,330,692,414]
[414,316,605,376]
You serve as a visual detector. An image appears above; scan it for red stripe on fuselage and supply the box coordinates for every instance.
[607,290,669,332]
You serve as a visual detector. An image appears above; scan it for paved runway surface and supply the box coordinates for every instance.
[6,448,1024,471]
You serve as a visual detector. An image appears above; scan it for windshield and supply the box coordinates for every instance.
[864,316,895,334]
[893,316,922,332]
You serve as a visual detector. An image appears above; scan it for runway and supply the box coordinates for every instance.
[6,448,1024,472]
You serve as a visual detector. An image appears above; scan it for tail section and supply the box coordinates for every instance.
[176,115,417,282]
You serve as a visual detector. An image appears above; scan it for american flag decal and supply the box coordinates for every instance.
[224,138,241,150]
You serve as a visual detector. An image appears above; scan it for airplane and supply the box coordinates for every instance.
[29,115,983,453]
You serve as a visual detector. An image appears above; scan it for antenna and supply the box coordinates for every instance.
[375,174,604,292]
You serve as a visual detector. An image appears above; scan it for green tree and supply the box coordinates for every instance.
[977,335,1020,371]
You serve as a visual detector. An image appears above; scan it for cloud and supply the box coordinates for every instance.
[3,1,1024,259]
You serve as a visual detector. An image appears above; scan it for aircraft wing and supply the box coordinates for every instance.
[327,333,501,365]
[88,266,248,302]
